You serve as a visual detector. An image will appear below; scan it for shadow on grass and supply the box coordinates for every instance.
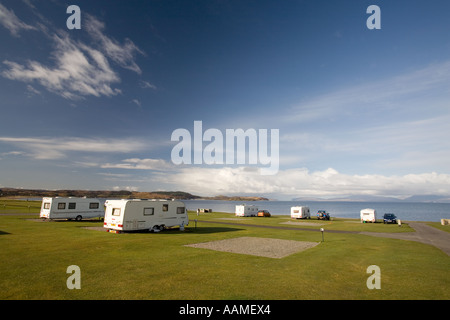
[36,219,104,223]
[186,226,243,234]
[0,230,11,235]
[83,226,244,234]
[125,226,244,234]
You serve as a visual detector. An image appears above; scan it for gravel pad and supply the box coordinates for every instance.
[185,237,319,259]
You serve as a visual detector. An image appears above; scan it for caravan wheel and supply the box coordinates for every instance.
[151,225,163,233]
[75,215,82,221]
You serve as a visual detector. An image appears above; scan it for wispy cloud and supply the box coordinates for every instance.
[0,3,36,36]
[84,14,144,74]
[0,136,147,160]
[2,33,121,99]
[286,61,450,123]
[0,5,144,99]
[101,158,174,171]
[275,60,450,175]
[140,80,157,90]
[26,84,41,96]
[131,99,141,107]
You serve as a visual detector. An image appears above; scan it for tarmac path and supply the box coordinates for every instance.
[361,222,450,256]
[199,220,450,256]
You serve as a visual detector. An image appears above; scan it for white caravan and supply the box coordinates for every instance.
[360,208,377,223]
[235,204,258,217]
[40,197,104,221]
[103,199,189,232]
[291,206,311,219]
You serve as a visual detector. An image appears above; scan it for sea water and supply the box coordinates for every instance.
[185,200,450,222]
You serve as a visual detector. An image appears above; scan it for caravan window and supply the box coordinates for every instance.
[58,203,66,210]
[162,204,168,212]
[68,203,76,209]
[44,203,50,209]
[143,207,154,216]
[112,208,121,216]
[177,207,185,214]
[89,202,99,209]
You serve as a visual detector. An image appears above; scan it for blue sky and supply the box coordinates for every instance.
[0,0,450,200]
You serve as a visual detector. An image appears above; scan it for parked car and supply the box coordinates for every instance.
[317,210,330,220]
[383,213,397,224]
[257,210,271,217]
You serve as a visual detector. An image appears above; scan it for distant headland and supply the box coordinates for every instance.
[0,188,268,201]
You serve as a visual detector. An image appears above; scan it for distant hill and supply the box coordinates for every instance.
[292,195,400,202]
[0,188,268,201]
[402,195,450,203]
[201,195,269,201]
[0,188,200,200]
[292,194,450,203]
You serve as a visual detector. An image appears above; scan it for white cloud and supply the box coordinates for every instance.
[155,166,450,199]
[0,136,147,160]
[112,185,139,192]
[0,3,36,36]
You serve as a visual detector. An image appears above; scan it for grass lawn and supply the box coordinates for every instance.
[191,211,417,233]
[0,202,449,300]
[0,199,41,214]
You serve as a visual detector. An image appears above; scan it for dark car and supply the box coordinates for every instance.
[383,213,397,224]
[317,210,330,220]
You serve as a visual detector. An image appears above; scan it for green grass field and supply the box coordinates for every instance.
[0,200,449,299]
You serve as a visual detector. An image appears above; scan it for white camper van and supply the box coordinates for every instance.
[291,206,311,219]
[103,199,189,232]
[360,208,377,223]
[235,204,258,217]
[40,197,104,221]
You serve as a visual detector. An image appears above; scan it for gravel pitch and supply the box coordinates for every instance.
[185,237,320,259]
